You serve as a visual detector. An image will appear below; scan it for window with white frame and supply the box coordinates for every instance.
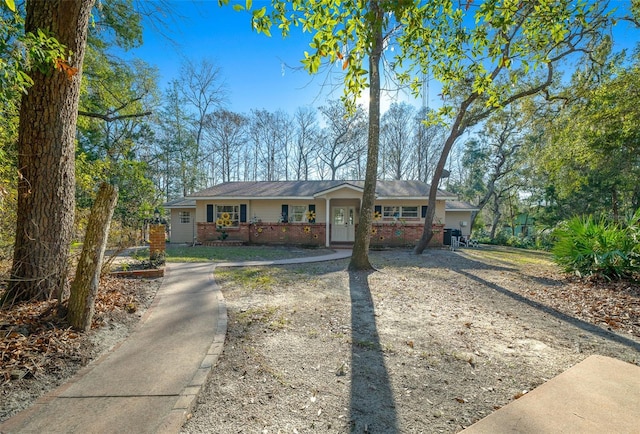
[216,205,239,227]
[179,211,191,224]
[401,206,418,218]
[383,206,418,220]
[290,205,307,222]
[383,206,400,219]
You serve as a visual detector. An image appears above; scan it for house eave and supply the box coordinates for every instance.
[165,205,196,209]
[189,196,316,201]
[376,195,457,201]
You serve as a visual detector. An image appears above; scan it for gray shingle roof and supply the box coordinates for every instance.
[164,197,196,208]
[187,180,456,199]
[445,200,480,211]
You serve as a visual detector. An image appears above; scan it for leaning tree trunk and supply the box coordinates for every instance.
[67,183,118,331]
[3,0,95,306]
[414,128,463,254]
[414,94,478,254]
[348,0,383,271]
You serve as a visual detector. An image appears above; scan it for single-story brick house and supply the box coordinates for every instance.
[164,180,463,248]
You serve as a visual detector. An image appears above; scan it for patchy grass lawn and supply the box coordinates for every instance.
[132,244,335,263]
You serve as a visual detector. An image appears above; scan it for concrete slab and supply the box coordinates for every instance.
[461,355,640,434]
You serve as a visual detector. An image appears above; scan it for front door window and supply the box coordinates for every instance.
[331,206,355,242]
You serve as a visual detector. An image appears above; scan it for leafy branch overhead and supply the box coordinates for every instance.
[219,0,611,120]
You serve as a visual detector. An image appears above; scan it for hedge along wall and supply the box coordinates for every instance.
[197,222,444,247]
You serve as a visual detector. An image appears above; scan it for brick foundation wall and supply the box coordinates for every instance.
[196,222,444,247]
[369,223,444,247]
[249,223,326,247]
[197,222,326,247]
[197,223,250,243]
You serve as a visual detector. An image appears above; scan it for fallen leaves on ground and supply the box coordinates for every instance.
[0,276,157,383]
[523,273,640,338]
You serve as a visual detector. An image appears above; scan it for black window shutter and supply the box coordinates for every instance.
[421,205,428,218]
[375,205,382,214]
[281,204,288,223]
[207,204,214,222]
[240,204,247,223]
[308,204,316,223]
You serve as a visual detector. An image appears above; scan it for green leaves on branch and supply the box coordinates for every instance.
[1,10,69,104]
[3,0,15,12]
[221,0,610,122]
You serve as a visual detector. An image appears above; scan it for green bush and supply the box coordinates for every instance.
[552,210,640,279]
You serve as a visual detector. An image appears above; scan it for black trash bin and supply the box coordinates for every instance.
[443,228,452,246]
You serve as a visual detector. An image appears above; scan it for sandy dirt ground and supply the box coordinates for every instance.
[2,246,638,433]
[181,247,639,434]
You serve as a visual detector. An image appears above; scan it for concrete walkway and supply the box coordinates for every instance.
[1,262,224,434]
[216,248,352,267]
[0,250,352,434]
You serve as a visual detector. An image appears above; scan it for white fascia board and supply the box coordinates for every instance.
[376,195,458,201]
[313,183,364,197]
[193,196,315,201]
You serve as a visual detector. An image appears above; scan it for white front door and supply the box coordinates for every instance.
[331,206,355,242]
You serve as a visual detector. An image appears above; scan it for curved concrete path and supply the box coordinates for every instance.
[216,248,352,267]
[0,250,351,434]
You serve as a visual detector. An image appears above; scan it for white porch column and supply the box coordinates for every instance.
[325,197,331,247]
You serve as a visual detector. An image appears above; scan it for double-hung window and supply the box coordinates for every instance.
[179,211,191,224]
[382,206,419,220]
[216,205,239,227]
[290,205,307,223]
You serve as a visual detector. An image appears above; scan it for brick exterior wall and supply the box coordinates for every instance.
[196,222,444,247]
[149,224,166,257]
[369,223,444,247]
[197,223,326,247]
[249,223,326,247]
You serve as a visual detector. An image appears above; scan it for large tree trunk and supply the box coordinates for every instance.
[349,0,383,271]
[67,183,118,331]
[3,0,95,306]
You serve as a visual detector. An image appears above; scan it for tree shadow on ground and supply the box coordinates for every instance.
[349,270,398,433]
[443,252,640,353]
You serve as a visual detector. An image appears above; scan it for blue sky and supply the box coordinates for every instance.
[130,0,639,116]
[132,0,363,114]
